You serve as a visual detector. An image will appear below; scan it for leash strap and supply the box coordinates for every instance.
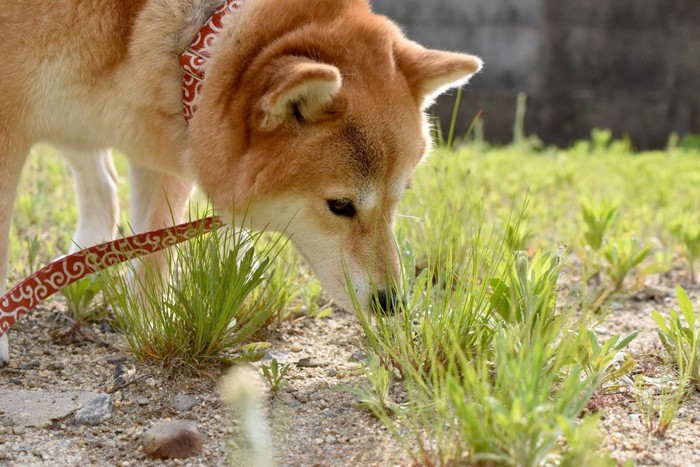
[180,0,245,123]
[0,217,222,338]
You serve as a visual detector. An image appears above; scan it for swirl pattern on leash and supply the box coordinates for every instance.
[0,217,221,337]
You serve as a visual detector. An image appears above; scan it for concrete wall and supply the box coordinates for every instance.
[371,0,700,148]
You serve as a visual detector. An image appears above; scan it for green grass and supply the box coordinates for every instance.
[7,132,700,464]
[101,216,293,366]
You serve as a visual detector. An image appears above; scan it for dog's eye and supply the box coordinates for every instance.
[327,199,356,218]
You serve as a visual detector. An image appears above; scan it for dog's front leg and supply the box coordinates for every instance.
[127,164,193,293]
[0,133,30,365]
[60,147,120,252]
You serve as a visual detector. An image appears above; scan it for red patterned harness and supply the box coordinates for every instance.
[180,0,245,124]
[0,3,243,337]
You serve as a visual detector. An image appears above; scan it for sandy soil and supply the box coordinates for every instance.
[1,272,700,466]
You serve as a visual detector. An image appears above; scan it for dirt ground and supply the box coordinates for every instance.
[2,271,700,466]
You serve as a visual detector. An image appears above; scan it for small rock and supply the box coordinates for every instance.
[12,426,26,435]
[349,352,366,362]
[290,343,303,353]
[47,363,65,371]
[134,397,150,406]
[264,351,291,363]
[170,394,199,412]
[18,361,40,370]
[324,434,336,444]
[75,393,112,426]
[296,393,308,403]
[145,378,157,387]
[105,356,128,364]
[288,399,302,408]
[327,368,337,377]
[296,357,322,368]
[142,420,202,459]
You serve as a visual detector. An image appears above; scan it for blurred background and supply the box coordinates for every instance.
[372,0,700,149]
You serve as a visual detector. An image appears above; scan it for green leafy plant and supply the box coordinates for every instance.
[504,219,533,252]
[652,286,700,390]
[60,275,107,324]
[581,199,618,251]
[334,355,399,416]
[298,279,333,319]
[385,321,608,466]
[489,250,562,332]
[261,358,291,393]
[602,237,650,292]
[578,328,638,393]
[670,216,700,282]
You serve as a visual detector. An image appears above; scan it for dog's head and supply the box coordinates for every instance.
[186,0,481,312]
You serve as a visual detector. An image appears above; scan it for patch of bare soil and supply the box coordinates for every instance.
[0,300,406,466]
[595,270,700,466]
[2,272,700,466]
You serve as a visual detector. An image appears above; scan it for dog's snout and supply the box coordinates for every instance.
[372,289,403,315]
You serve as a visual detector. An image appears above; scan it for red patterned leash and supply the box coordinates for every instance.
[0,217,222,338]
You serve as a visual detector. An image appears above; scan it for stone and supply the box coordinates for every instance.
[142,420,203,459]
[0,389,97,427]
[170,394,199,413]
[288,398,302,409]
[264,351,291,364]
[134,396,150,406]
[74,393,112,426]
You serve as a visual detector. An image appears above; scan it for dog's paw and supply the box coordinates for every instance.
[0,334,9,366]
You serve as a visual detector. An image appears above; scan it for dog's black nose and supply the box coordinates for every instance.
[372,289,402,315]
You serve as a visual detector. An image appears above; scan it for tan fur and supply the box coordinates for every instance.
[0,0,482,363]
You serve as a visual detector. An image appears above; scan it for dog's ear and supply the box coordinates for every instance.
[396,41,482,109]
[258,59,343,130]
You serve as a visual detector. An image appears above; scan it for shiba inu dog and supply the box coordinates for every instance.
[0,0,481,364]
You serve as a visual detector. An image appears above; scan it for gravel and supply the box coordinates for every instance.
[2,270,700,465]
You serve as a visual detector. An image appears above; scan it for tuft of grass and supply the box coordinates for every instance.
[103,217,289,366]
[348,202,621,465]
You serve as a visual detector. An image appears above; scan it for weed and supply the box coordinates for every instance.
[298,279,333,319]
[670,216,700,282]
[652,286,700,390]
[334,355,399,416]
[578,328,638,393]
[602,237,650,292]
[260,358,291,393]
[103,217,288,366]
[633,374,687,438]
[489,250,562,333]
[60,276,108,324]
[581,198,618,252]
[385,322,605,466]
